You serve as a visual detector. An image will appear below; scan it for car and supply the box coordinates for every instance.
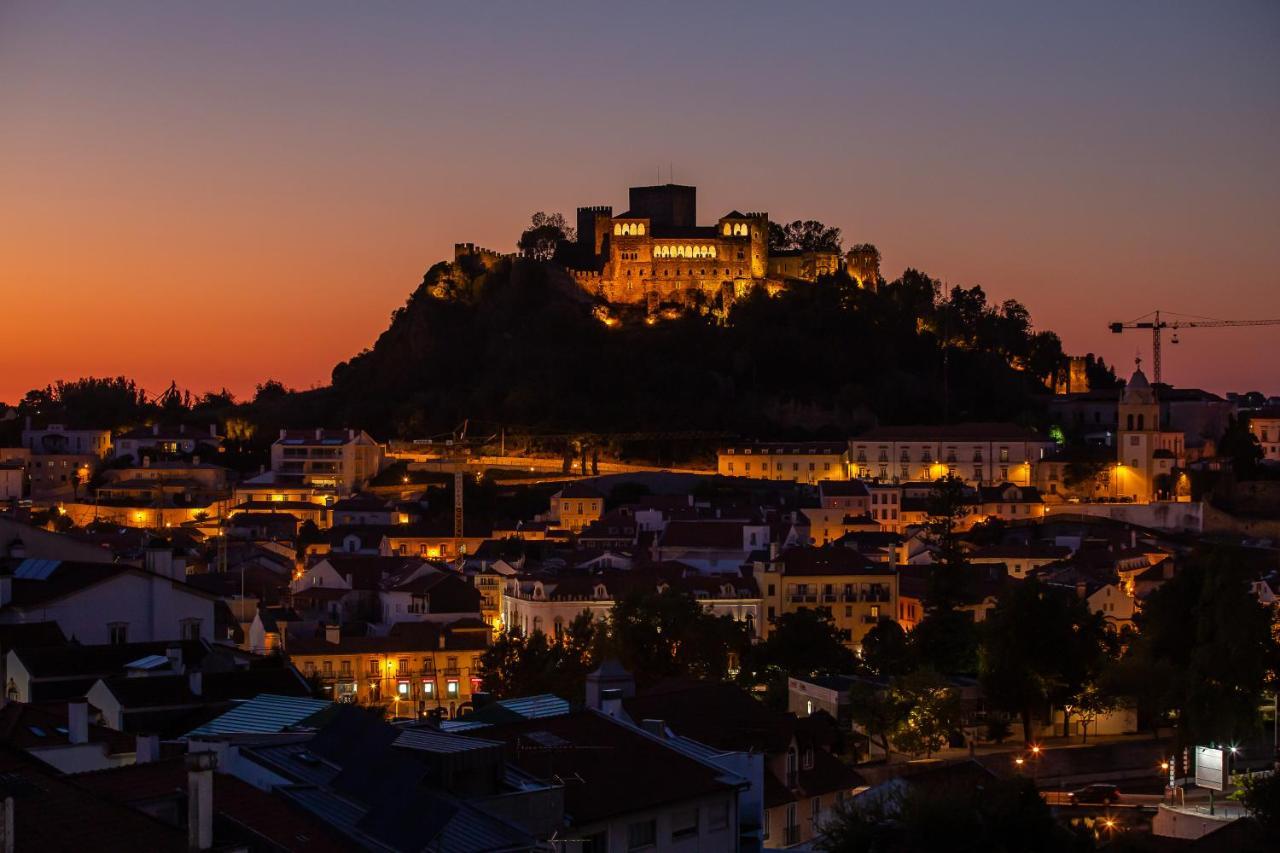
[1068,784,1121,805]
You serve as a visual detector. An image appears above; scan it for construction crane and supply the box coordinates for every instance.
[1109,310,1280,385]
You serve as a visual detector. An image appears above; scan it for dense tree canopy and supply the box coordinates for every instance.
[979,579,1114,743]
[1117,548,1279,747]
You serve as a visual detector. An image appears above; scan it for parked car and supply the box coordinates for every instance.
[1068,784,1121,805]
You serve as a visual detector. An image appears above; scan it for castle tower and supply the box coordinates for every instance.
[845,244,881,289]
[576,206,613,258]
[1116,359,1159,501]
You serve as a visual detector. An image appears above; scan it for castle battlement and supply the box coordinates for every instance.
[454,242,510,260]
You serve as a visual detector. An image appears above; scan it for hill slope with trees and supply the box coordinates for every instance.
[323,254,1100,443]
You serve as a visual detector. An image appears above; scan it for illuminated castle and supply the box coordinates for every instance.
[567,183,874,306]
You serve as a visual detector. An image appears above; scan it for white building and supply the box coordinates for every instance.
[271,429,383,495]
[0,552,219,646]
[848,423,1055,486]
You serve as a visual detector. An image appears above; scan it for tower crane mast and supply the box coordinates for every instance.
[1108,310,1280,385]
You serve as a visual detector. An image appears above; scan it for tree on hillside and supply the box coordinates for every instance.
[768,220,843,253]
[518,212,575,260]
[1120,549,1279,748]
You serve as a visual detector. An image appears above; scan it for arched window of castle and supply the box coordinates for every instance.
[613,223,622,236]
[637,223,645,235]
[723,223,732,236]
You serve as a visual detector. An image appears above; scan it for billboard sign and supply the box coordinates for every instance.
[1194,746,1227,791]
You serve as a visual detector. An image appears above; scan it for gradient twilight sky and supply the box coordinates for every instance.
[2,1,1278,405]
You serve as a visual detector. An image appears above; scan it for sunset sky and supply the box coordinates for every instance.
[2,1,1277,404]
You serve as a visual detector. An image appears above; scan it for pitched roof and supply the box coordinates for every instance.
[186,693,334,737]
[463,710,739,825]
[71,757,350,852]
[0,745,185,851]
[819,480,871,498]
[658,520,751,550]
[0,701,136,755]
[779,546,887,576]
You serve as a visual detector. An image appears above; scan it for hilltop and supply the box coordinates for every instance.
[321,254,1105,447]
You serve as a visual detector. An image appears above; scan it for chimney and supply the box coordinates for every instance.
[209,424,217,438]
[179,424,186,435]
[325,624,341,645]
[279,429,286,440]
[192,455,200,466]
[67,700,89,744]
[166,645,185,674]
[188,671,203,697]
[136,733,161,764]
[769,541,781,561]
[0,576,10,607]
[315,428,322,440]
[641,718,666,739]
[1075,581,1088,599]
[348,428,355,441]
[143,457,151,468]
[186,751,216,851]
[600,687,624,718]
[152,424,159,436]
[0,795,12,853]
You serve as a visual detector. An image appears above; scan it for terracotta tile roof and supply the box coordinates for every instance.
[72,757,350,852]
[0,744,185,851]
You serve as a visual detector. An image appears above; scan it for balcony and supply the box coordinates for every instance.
[788,595,818,604]
[822,594,837,603]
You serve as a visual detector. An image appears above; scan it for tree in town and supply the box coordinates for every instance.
[922,475,974,611]
[847,679,909,761]
[1069,682,1117,744]
[1121,548,1279,748]
[749,607,857,677]
[861,618,913,678]
[609,589,749,686]
[1219,415,1265,480]
[478,616,601,701]
[816,774,1073,853]
[979,578,1111,743]
[1237,772,1280,835]
[517,211,575,260]
[909,609,980,676]
[889,669,963,759]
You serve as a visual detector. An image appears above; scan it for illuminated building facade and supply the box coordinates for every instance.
[570,184,872,305]
[848,423,1053,486]
[717,442,848,484]
[1115,364,1185,502]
